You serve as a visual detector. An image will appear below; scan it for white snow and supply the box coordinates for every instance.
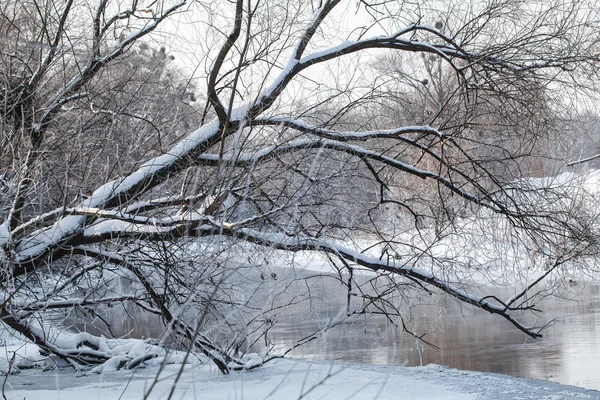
[0,221,10,247]
[296,30,463,67]
[258,58,299,101]
[264,116,442,140]
[14,120,222,260]
[15,214,83,259]
[300,40,359,64]
[2,353,598,400]
[230,227,508,312]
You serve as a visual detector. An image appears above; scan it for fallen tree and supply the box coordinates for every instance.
[1,0,600,373]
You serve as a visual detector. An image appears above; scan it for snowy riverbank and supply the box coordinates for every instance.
[3,357,600,400]
[1,339,598,400]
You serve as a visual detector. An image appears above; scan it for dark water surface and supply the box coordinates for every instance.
[264,280,600,391]
[69,271,600,391]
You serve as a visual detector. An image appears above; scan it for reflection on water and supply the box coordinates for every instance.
[264,281,600,391]
[65,272,600,391]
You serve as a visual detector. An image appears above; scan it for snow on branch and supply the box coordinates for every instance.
[13,120,222,264]
[208,226,544,338]
[252,117,446,142]
[19,295,142,312]
[567,153,600,167]
[7,8,528,268]
[68,246,267,373]
[247,27,467,118]
[54,219,542,339]
[199,137,501,212]
[64,207,204,227]
[34,1,188,136]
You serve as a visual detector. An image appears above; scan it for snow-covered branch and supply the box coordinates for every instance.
[200,138,501,211]
[252,117,446,142]
[46,219,542,338]
[19,295,142,312]
[198,225,543,338]
[567,153,600,167]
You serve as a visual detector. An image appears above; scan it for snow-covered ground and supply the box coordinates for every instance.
[3,357,600,400]
[0,340,598,399]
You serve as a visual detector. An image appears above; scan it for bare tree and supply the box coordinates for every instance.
[1,0,600,374]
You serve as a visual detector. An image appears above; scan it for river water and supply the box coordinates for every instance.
[65,271,600,391]
[262,279,600,391]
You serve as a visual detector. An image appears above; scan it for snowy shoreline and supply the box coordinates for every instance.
[3,357,599,400]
